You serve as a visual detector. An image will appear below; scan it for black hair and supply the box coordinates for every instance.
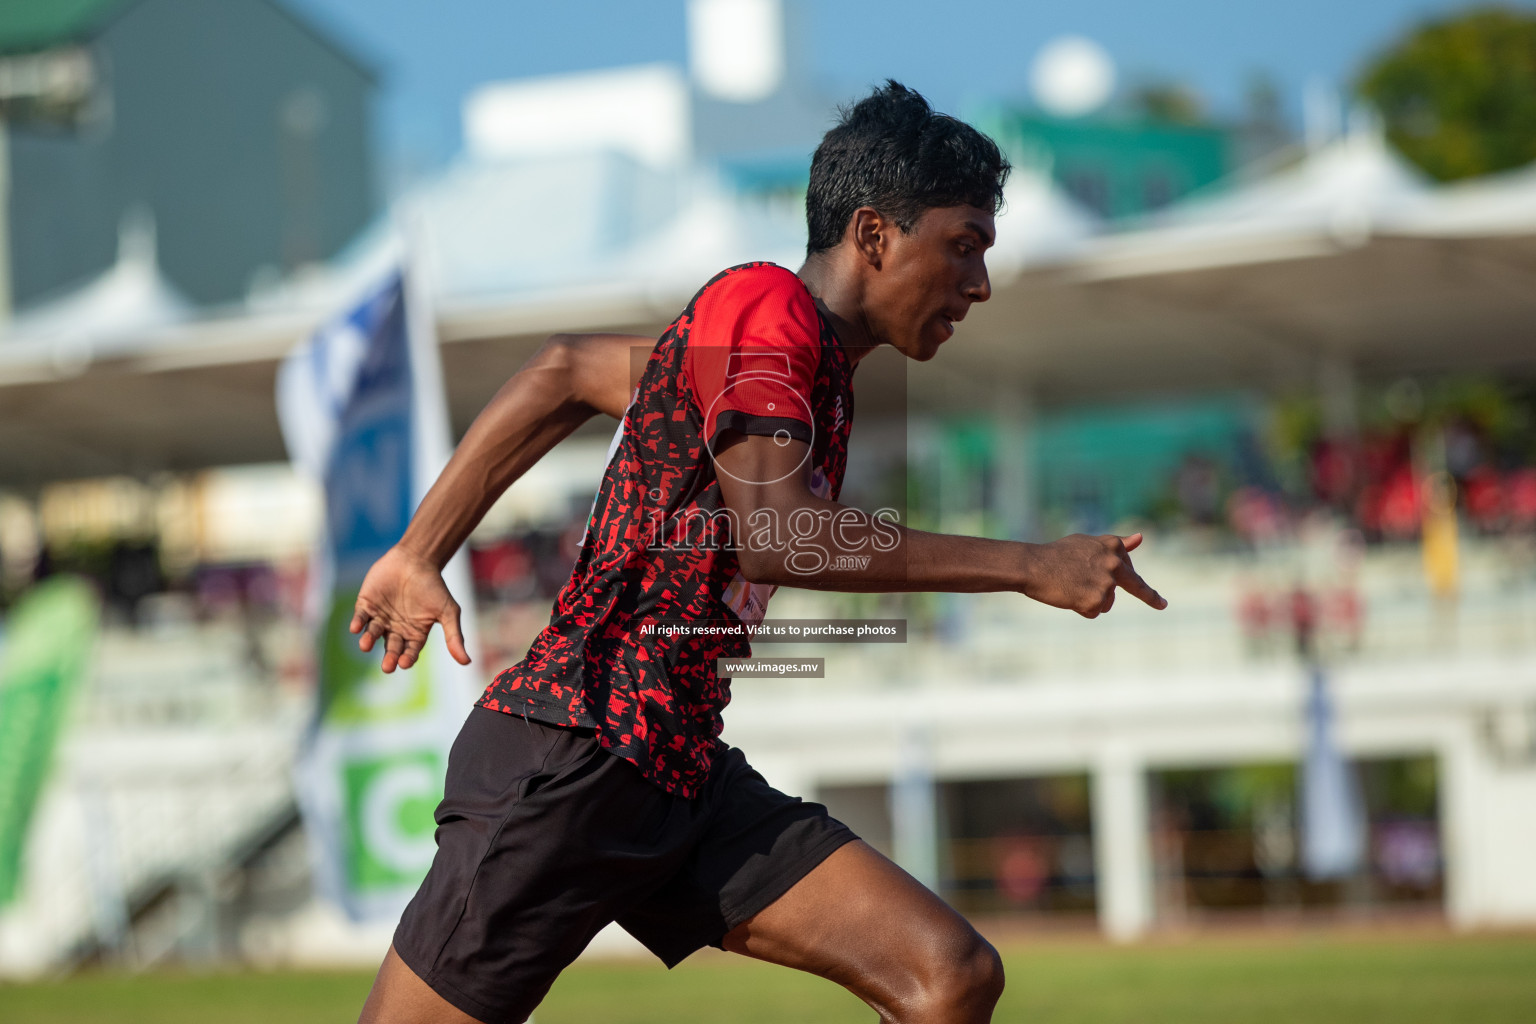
[805,80,1010,255]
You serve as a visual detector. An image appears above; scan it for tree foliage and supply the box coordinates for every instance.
[1127,81,1205,125]
[1357,7,1536,181]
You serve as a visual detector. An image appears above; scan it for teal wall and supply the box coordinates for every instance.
[919,396,1259,537]
[977,109,1232,220]
[1028,397,1253,530]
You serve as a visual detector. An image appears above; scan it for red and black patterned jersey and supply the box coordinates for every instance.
[477,264,855,797]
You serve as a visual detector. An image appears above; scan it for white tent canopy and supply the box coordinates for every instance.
[1397,160,1536,238]
[616,173,806,301]
[988,164,1100,281]
[1077,127,1433,280]
[2,214,192,364]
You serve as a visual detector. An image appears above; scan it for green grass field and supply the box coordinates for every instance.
[2,932,1533,1024]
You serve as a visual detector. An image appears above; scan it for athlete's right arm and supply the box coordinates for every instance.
[350,332,651,672]
[714,432,1167,618]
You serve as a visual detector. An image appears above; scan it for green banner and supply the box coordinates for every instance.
[0,577,100,906]
[321,590,445,894]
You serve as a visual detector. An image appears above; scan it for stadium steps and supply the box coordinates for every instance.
[61,800,305,971]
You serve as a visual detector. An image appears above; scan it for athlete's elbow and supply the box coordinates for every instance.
[524,334,576,388]
[734,548,784,586]
[722,496,777,585]
[537,333,576,369]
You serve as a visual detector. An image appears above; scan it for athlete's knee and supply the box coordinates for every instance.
[951,934,1005,1010]
[908,928,1005,1021]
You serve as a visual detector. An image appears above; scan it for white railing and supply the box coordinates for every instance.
[751,535,1536,690]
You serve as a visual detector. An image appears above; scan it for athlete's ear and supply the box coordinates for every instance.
[849,207,886,269]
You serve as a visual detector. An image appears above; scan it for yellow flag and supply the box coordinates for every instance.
[1421,473,1459,598]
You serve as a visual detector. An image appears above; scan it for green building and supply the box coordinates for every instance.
[0,0,377,315]
[975,108,1234,220]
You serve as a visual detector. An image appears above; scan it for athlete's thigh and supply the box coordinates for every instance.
[359,946,483,1024]
[719,839,999,1019]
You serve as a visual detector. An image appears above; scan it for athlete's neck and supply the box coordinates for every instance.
[796,254,879,369]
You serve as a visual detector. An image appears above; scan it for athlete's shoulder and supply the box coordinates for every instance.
[696,262,814,316]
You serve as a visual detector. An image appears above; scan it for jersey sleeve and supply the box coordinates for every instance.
[684,266,823,454]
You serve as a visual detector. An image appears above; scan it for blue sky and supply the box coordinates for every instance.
[290,0,1536,180]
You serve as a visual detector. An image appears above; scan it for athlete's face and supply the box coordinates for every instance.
[868,204,994,361]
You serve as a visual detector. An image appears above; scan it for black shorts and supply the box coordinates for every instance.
[393,707,858,1024]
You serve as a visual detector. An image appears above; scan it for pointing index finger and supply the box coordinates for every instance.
[1114,559,1167,610]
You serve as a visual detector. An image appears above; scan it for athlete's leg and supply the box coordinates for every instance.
[360,712,694,1024]
[358,946,482,1024]
[720,840,1004,1024]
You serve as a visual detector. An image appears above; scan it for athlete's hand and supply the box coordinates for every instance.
[1018,532,1167,618]
[349,545,471,673]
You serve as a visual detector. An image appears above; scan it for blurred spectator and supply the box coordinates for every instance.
[1237,582,1274,657]
[995,836,1050,906]
[1324,586,1364,655]
[1443,418,1482,478]
[1287,585,1318,661]
[1374,820,1440,890]
[470,538,536,603]
[1373,463,1424,541]
[1174,454,1222,524]
[464,509,597,614]
[194,562,283,673]
[1227,486,1287,547]
[1507,468,1536,532]
[1309,438,1357,509]
[1461,465,1506,533]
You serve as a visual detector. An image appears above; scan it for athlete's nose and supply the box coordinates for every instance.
[965,264,991,303]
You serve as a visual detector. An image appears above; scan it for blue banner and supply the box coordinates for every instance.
[1301,666,1365,880]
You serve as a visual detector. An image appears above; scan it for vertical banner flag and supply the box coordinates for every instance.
[277,260,478,921]
[1300,665,1365,881]
[0,577,100,907]
[890,725,939,891]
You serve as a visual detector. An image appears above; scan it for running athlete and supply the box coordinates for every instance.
[350,82,1166,1024]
